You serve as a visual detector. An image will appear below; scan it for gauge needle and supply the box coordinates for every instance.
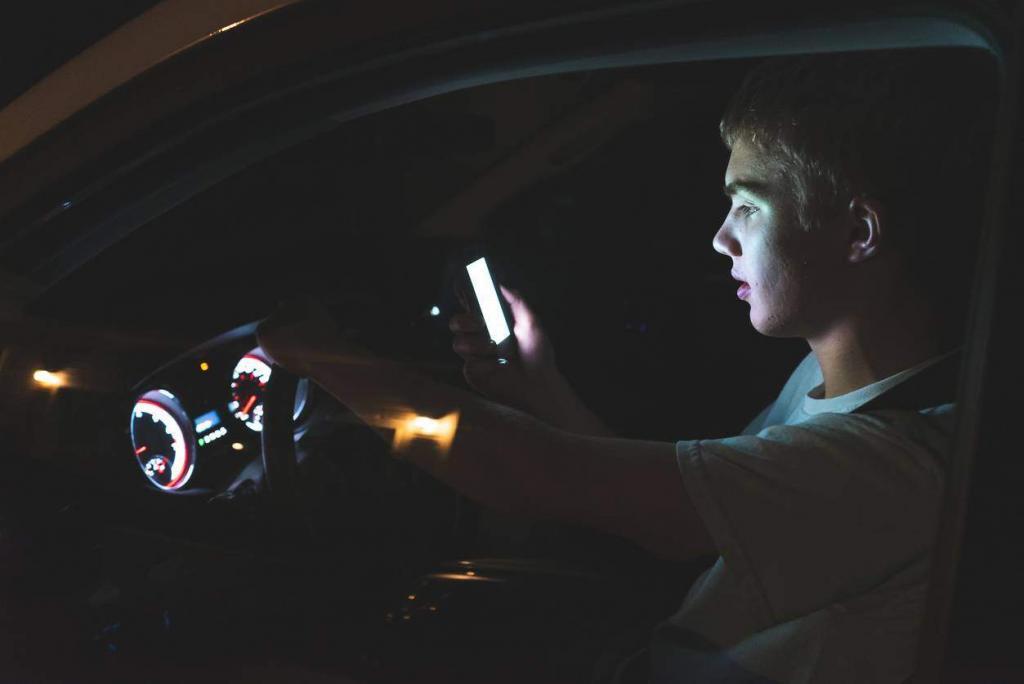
[135,446,148,455]
[242,395,257,415]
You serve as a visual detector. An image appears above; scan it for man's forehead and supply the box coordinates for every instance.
[724,178,772,201]
[724,140,774,198]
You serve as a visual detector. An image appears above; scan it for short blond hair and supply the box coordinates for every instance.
[720,50,992,239]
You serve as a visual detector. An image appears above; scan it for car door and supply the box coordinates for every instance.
[0,1,1018,682]
[912,2,1024,681]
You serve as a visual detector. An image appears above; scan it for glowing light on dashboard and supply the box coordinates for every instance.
[32,369,66,388]
[193,410,220,434]
[231,442,244,451]
[430,306,441,317]
[199,361,210,372]
[198,426,228,447]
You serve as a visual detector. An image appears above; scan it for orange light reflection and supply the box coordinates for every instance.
[389,411,460,455]
[32,369,67,388]
[426,573,503,583]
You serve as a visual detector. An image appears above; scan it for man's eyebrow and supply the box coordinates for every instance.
[723,179,772,200]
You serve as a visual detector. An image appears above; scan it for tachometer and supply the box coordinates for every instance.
[130,389,196,491]
[230,350,272,432]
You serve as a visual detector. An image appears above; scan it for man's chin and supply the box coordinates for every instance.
[749,311,794,338]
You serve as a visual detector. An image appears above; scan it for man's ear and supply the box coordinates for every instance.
[846,195,884,263]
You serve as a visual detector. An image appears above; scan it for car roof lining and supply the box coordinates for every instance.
[16,10,999,299]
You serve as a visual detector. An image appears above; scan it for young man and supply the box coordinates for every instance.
[259,52,989,682]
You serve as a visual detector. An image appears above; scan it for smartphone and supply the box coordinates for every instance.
[465,256,515,358]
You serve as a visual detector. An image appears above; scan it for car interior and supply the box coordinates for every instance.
[0,6,1007,681]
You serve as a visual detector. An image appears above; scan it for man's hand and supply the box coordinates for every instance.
[450,285,558,415]
[451,286,614,436]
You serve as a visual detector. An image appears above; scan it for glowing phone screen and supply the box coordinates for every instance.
[466,257,511,345]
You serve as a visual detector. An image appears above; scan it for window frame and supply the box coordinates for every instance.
[0,1,1018,677]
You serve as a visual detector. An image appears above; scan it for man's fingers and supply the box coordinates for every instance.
[463,358,506,385]
[499,285,519,304]
[453,333,498,358]
[454,281,474,313]
[449,312,486,333]
[500,285,535,327]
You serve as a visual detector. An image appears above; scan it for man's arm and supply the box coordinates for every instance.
[259,318,714,562]
[523,366,617,437]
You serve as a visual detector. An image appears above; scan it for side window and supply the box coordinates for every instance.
[31,48,997,443]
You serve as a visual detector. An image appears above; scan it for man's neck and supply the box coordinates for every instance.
[807,300,942,400]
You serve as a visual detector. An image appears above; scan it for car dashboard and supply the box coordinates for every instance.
[106,317,465,567]
[127,322,311,496]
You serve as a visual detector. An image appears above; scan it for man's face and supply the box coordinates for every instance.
[713,139,845,338]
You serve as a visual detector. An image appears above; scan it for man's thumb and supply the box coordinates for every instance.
[499,285,530,321]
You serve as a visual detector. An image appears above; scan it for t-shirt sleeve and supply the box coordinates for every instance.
[676,411,946,623]
[741,403,773,436]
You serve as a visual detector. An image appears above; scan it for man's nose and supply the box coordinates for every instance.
[712,220,741,257]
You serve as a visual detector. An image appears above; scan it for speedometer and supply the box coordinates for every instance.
[230,350,272,432]
[130,389,196,491]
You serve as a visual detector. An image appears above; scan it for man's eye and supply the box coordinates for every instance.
[734,204,759,218]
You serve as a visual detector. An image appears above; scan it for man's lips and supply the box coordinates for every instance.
[731,271,750,300]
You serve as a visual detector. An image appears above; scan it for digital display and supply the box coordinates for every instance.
[466,257,511,345]
[194,410,221,434]
[198,426,227,447]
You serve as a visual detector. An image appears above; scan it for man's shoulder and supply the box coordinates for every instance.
[737,405,952,481]
[755,409,936,444]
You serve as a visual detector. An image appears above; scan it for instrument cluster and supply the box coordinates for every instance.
[129,326,311,493]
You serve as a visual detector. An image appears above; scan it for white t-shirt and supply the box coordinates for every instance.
[652,351,956,684]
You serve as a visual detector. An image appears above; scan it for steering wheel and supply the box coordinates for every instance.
[259,365,312,536]
[258,353,473,555]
